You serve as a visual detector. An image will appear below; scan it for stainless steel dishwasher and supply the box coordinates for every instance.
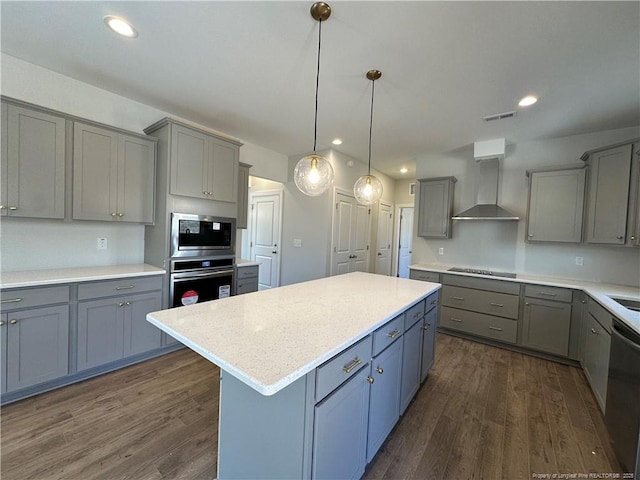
[605,317,640,477]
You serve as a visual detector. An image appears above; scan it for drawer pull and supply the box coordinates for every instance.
[490,302,504,307]
[342,358,362,374]
[450,318,462,323]
[430,300,437,305]
[367,376,375,384]
[538,291,557,297]
[376,366,384,374]
[452,296,465,301]
[488,326,503,332]
[9,319,17,325]
[591,328,598,335]
[387,329,401,339]
[0,297,22,304]
[422,322,431,331]
[414,311,423,319]
[115,285,135,291]
[0,321,4,326]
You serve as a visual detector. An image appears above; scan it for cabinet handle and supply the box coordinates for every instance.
[538,292,557,297]
[591,328,598,335]
[1,298,22,304]
[488,326,503,332]
[452,296,465,301]
[632,236,636,241]
[115,285,135,290]
[490,303,504,307]
[342,357,362,374]
[616,235,624,240]
[422,322,431,331]
[118,302,125,307]
[431,300,437,305]
[118,213,124,218]
[8,206,17,211]
[528,234,534,238]
[525,302,530,306]
[387,329,401,339]
[125,301,131,306]
[450,318,462,323]
[581,300,587,304]
[0,205,5,210]
[111,212,117,217]
[367,376,375,384]
[9,319,17,324]
[0,321,4,326]
[414,311,424,319]
[376,366,384,374]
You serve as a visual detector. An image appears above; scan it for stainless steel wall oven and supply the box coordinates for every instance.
[170,257,235,308]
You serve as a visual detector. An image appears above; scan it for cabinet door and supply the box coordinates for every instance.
[5,305,69,392]
[237,163,251,229]
[170,124,209,199]
[123,291,162,357]
[0,313,7,393]
[117,134,156,223]
[367,339,402,462]
[5,104,66,219]
[73,122,118,221]
[400,320,422,414]
[209,139,238,203]
[527,169,585,243]
[522,298,571,357]
[628,143,640,246]
[582,313,611,412]
[420,307,437,383]
[77,298,124,371]
[586,144,632,244]
[312,366,370,480]
[417,178,455,238]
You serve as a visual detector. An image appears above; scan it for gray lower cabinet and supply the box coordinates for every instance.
[522,285,573,357]
[417,177,456,238]
[526,167,585,243]
[409,268,440,283]
[582,299,612,413]
[73,122,156,223]
[236,264,259,295]
[400,319,422,414]
[1,101,66,219]
[420,306,437,383]
[312,366,371,480]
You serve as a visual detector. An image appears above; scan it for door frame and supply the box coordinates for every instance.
[393,203,415,278]
[248,188,284,289]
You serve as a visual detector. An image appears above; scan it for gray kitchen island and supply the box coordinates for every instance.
[147,271,440,479]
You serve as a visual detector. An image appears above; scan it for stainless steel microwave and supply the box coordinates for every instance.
[170,213,236,258]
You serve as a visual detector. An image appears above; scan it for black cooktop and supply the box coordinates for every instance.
[447,267,517,279]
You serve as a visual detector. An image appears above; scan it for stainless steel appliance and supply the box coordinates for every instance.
[605,317,640,477]
[171,213,235,258]
[447,267,517,279]
[170,257,235,308]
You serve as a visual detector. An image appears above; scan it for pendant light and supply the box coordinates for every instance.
[293,2,335,197]
[354,70,383,205]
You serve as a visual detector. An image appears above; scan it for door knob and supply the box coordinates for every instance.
[378,252,382,256]
[272,251,277,254]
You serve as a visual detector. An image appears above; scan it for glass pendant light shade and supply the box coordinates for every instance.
[294,153,335,196]
[354,174,383,205]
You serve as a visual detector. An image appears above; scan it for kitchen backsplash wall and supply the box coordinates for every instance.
[413,126,640,286]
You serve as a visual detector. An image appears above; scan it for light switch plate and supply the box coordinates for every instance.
[438,247,444,255]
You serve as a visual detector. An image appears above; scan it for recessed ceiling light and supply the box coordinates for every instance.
[518,95,538,107]
[400,167,408,174]
[104,15,138,38]
[332,138,342,145]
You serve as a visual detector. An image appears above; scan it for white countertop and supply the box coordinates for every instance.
[235,258,260,267]
[0,264,166,289]
[410,263,640,335]
[147,272,439,396]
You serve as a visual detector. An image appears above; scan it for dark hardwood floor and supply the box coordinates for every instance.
[1,333,624,479]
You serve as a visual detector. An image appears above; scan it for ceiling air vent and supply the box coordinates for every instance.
[483,111,517,122]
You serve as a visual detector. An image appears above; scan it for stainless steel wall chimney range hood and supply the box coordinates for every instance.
[452,139,519,221]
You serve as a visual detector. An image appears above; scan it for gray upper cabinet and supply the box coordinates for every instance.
[526,168,585,243]
[73,122,156,223]
[168,122,239,203]
[1,102,66,219]
[237,162,251,229]
[417,176,456,238]
[627,143,640,246]
[584,143,633,244]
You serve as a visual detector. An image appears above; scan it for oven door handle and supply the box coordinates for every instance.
[172,269,235,280]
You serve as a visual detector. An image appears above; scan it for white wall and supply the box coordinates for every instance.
[0,54,288,272]
[413,126,640,286]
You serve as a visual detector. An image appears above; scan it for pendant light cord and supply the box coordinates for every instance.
[368,77,375,175]
[313,18,322,153]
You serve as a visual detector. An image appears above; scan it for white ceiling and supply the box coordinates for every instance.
[1,1,639,179]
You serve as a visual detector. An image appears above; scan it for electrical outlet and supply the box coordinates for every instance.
[575,256,583,266]
[97,237,108,250]
[438,247,444,255]
[293,238,302,247]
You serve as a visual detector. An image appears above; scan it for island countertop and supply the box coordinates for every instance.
[147,272,439,396]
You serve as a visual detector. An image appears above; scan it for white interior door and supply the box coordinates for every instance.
[397,207,414,278]
[375,202,393,276]
[331,192,371,275]
[250,191,282,290]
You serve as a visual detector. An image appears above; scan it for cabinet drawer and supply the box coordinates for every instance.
[78,276,163,300]
[236,281,258,295]
[1,285,69,311]
[373,314,404,356]
[441,274,520,296]
[425,290,439,313]
[404,300,426,330]
[524,284,572,303]
[587,298,612,333]
[440,306,518,344]
[409,270,440,283]
[236,265,259,280]
[442,285,519,319]
[315,335,373,402]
